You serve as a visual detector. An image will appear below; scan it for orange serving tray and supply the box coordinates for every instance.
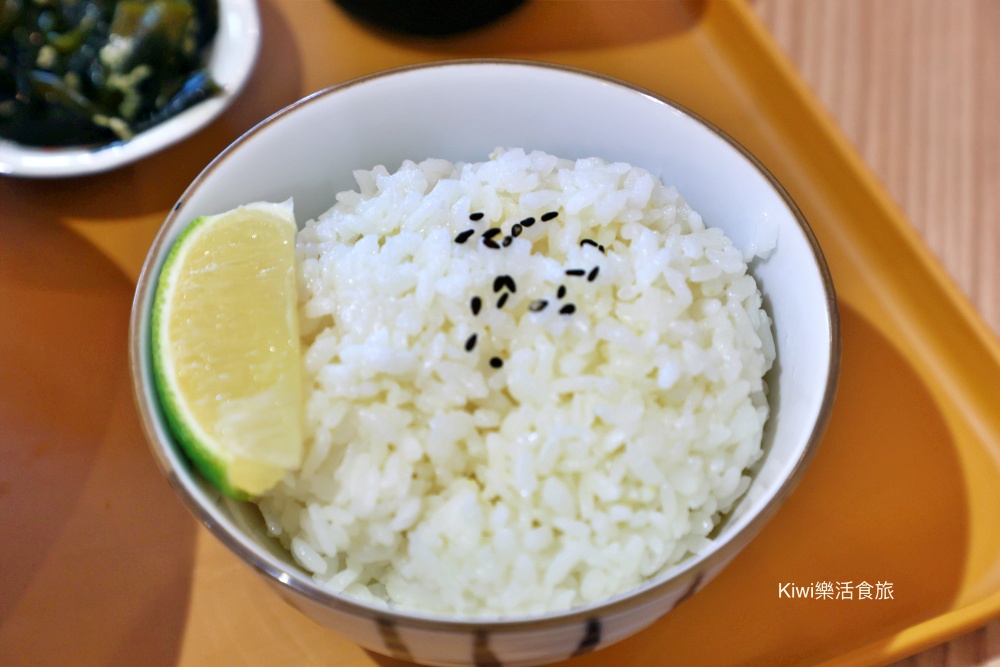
[3,0,1000,665]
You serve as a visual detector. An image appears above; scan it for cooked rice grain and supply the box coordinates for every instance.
[258,148,775,616]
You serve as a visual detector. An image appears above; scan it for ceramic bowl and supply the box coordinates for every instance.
[129,60,840,667]
[0,0,261,178]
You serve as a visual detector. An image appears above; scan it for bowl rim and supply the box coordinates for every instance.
[0,0,261,179]
[129,58,841,631]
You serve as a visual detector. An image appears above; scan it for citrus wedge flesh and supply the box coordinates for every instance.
[151,200,302,499]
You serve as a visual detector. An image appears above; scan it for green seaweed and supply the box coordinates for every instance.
[0,0,219,148]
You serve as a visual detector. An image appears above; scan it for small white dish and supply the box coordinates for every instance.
[0,0,261,179]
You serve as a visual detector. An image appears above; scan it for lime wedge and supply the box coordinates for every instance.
[151,200,303,499]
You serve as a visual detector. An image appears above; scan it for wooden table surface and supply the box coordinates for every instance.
[753,2,1000,664]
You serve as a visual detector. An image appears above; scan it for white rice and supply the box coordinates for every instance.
[258,148,776,617]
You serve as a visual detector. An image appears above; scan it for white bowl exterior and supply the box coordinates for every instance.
[269,552,741,667]
[131,61,838,666]
[0,0,261,178]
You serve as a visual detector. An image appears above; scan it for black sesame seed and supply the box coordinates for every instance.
[454,229,475,244]
[490,357,504,369]
[587,266,600,282]
[580,239,598,249]
[520,216,536,227]
[497,293,509,309]
[559,304,576,315]
[494,275,516,293]
[482,227,502,239]
[566,268,586,277]
[598,245,606,254]
[470,212,485,221]
[528,299,548,312]
[511,223,523,237]
[483,238,500,249]
[465,333,478,352]
[471,296,482,315]
[557,285,567,299]
[541,211,559,221]
[502,235,513,247]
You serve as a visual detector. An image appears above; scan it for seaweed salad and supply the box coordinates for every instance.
[0,0,219,147]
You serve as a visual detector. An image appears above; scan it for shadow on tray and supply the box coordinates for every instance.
[0,217,197,666]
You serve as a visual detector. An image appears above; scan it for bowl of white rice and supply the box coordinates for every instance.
[130,61,839,666]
